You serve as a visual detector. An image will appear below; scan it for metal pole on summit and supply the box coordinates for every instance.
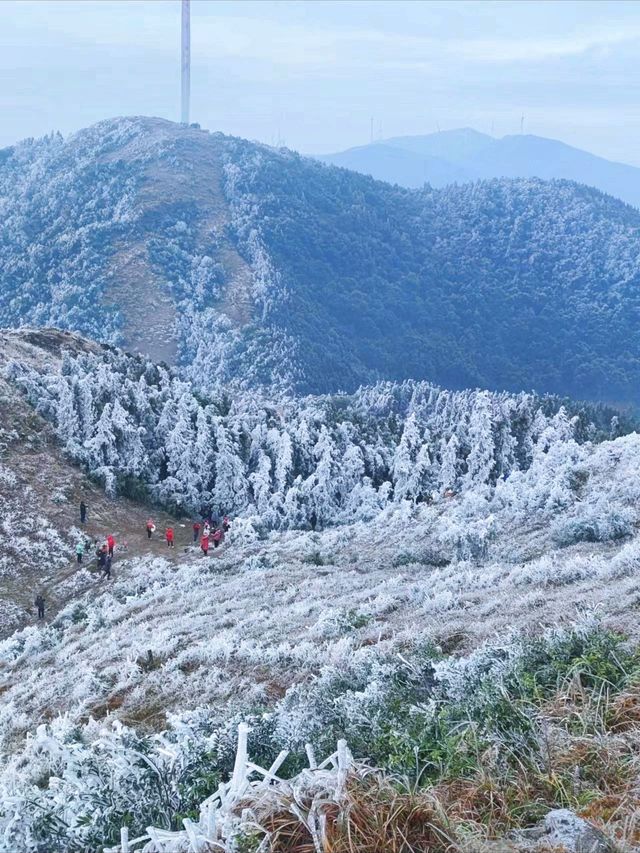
[181,0,191,125]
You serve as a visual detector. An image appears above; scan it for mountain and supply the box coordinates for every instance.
[320,127,492,187]
[5,120,640,853]
[385,127,494,163]
[316,141,471,187]
[469,133,640,205]
[3,117,640,403]
[321,128,640,209]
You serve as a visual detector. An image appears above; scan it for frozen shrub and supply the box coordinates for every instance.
[552,503,634,547]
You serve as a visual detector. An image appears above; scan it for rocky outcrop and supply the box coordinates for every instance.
[475,810,618,853]
[518,809,616,852]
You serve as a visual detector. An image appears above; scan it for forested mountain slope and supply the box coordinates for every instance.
[3,117,640,402]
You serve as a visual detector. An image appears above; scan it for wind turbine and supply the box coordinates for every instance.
[181,0,190,124]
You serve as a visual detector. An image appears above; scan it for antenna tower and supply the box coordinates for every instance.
[181,0,191,124]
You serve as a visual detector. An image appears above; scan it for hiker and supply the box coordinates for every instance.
[76,541,85,564]
[107,534,115,557]
[80,501,87,524]
[212,528,222,549]
[222,515,230,533]
[35,593,45,620]
[146,519,155,540]
[165,527,175,548]
[200,534,209,556]
[192,521,201,542]
[104,554,112,579]
[202,521,211,539]
[98,545,107,571]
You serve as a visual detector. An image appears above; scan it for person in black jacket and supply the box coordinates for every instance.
[35,594,45,619]
[80,501,87,524]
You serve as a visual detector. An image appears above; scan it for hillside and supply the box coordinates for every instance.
[3,118,640,402]
[0,329,182,636]
[1,327,638,721]
[2,332,640,851]
[321,127,640,209]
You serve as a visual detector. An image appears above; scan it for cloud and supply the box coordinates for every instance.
[6,1,640,75]
[191,18,640,71]
[438,28,640,64]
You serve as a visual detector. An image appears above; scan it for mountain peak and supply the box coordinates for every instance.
[3,119,640,403]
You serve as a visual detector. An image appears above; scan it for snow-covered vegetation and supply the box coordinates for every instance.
[0,123,140,342]
[3,412,640,750]
[1,330,640,849]
[2,608,639,852]
[4,335,632,528]
[3,117,640,401]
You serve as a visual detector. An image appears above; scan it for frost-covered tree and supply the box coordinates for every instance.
[5,344,628,529]
[212,419,248,514]
[463,392,496,493]
[438,434,462,495]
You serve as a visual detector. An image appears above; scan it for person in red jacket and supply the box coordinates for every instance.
[107,534,115,557]
[192,521,201,543]
[146,519,155,540]
[165,527,175,547]
[212,528,222,549]
[222,515,230,533]
[200,534,209,556]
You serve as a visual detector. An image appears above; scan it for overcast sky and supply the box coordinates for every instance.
[1,0,640,163]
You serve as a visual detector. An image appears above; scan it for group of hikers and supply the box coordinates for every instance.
[93,533,119,578]
[34,502,232,620]
[35,531,120,618]
[145,514,230,556]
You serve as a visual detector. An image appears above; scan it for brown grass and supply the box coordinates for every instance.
[236,772,458,853]
[607,685,640,733]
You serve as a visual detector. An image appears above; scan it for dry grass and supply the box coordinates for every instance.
[219,676,640,852]
[235,771,458,853]
[607,685,640,733]
[402,680,640,850]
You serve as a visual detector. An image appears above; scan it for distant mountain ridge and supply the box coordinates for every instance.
[3,117,640,403]
[317,142,472,188]
[318,128,640,208]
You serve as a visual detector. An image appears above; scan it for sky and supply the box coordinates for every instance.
[1,0,640,164]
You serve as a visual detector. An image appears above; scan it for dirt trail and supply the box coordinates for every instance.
[4,472,199,632]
